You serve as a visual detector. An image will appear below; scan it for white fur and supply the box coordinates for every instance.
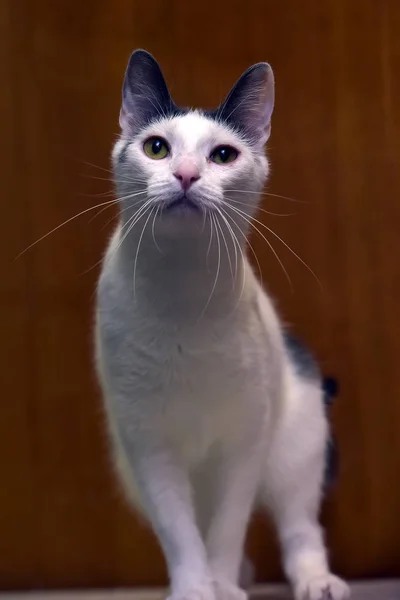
[95,110,349,600]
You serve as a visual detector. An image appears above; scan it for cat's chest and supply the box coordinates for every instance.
[101,294,274,397]
[131,324,253,396]
[105,308,267,411]
[146,334,266,461]
[98,291,279,462]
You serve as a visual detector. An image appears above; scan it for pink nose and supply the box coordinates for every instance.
[173,159,200,191]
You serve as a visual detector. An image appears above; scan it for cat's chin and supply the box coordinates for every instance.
[164,196,202,214]
[154,206,207,239]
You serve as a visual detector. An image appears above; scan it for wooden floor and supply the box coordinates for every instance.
[3,582,400,600]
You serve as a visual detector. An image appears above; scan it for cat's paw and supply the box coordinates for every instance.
[294,574,350,600]
[213,579,248,600]
[167,582,216,600]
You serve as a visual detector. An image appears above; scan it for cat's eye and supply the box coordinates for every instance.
[143,137,170,160]
[210,145,239,165]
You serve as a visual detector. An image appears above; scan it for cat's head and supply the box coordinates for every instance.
[112,50,274,233]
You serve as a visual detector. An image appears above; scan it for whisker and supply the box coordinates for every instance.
[259,221,322,290]
[100,212,120,232]
[15,197,124,259]
[99,198,145,231]
[217,207,247,312]
[215,208,237,288]
[80,161,116,175]
[215,214,234,288]
[199,213,221,319]
[200,208,208,234]
[114,190,148,202]
[224,202,293,290]
[81,174,122,183]
[82,174,148,185]
[260,191,307,204]
[244,236,263,285]
[206,211,214,270]
[224,189,306,203]
[219,205,262,286]
[78,159,147,181]
[227,203,321,288]
[217,208,239,282]
[89,202,118,225]
[80,190,116,198]
[116,198,154,251]
[81,184,147,198]
[80,161,147,184]
[226,197,296,217]
[88,190,147,223]
[106,199,154,269]
[133,206,155,300]
[81,199,154,275]
[151,205,162,253]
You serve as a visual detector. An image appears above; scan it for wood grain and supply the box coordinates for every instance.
[1,0,399,589]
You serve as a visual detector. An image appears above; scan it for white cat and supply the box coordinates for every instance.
[95,50,350,600]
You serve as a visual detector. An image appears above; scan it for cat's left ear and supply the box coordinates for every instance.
[217,63,274,147]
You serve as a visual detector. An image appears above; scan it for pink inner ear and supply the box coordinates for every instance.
[256,72,274,134]
[250,89,273,146]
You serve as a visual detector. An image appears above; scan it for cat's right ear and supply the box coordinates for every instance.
[119,50,172,135]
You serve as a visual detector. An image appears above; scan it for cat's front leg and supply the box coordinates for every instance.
[125,436,215,600]
[203,444,261,600]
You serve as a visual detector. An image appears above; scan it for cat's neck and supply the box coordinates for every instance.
[117,215,248,319]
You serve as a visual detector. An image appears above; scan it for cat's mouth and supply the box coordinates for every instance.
[164,195,201,214]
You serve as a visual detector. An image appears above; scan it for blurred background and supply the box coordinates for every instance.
[2,0,400,591]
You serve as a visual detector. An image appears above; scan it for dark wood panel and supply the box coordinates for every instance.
[1,0,399,589]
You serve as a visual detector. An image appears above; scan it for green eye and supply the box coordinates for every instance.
[210,145,238,165]
[143,137,169,160]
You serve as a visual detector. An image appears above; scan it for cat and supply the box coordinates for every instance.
[95,49,350,600]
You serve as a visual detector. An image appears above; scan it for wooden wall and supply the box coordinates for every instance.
[1,0,399,589]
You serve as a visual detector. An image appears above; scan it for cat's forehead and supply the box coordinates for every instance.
[155,111,240,148]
